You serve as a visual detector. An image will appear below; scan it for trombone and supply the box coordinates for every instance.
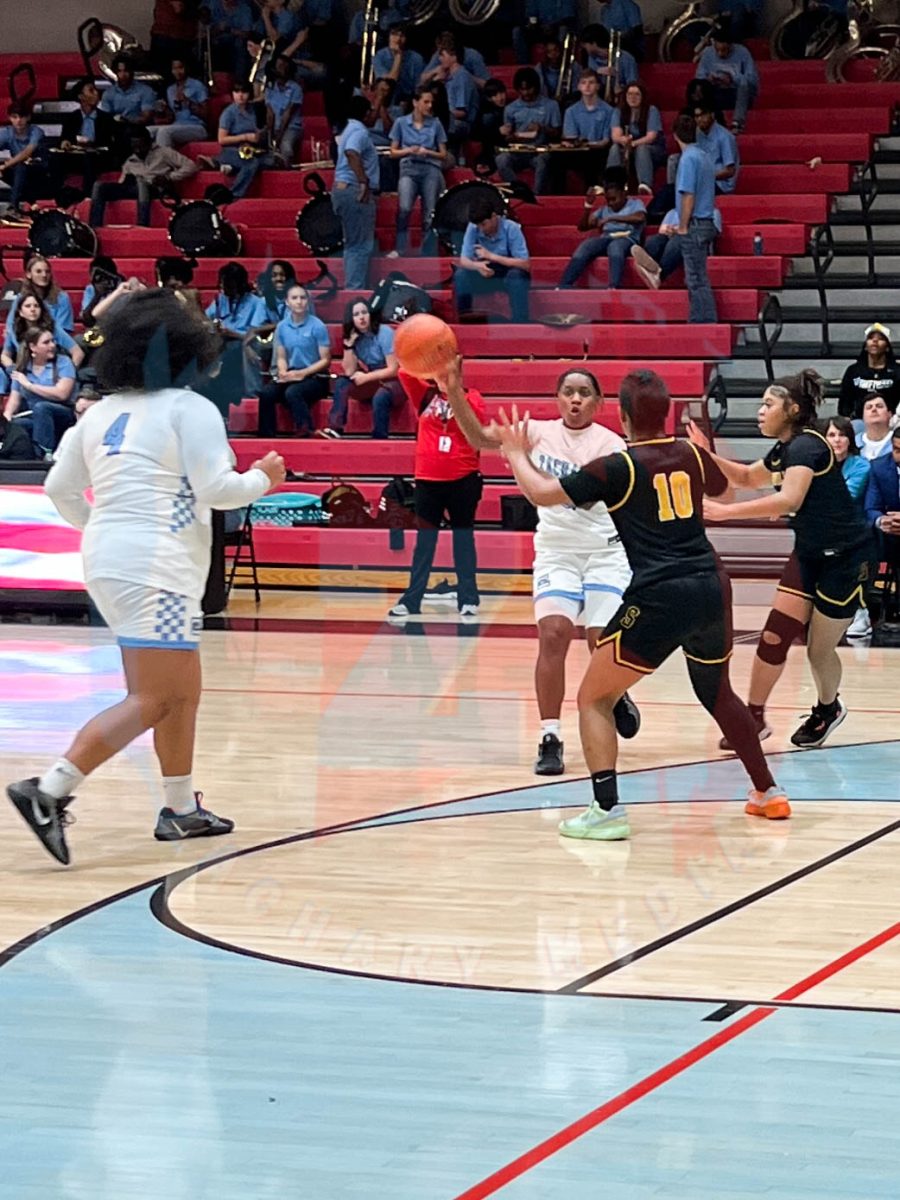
[604,30,622,104]
[556,30,576,101]
[249,36,274,98]
[359,0,378,90]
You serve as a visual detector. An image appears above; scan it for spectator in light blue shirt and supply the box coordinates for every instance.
[422,36,489,87]
[580,25,638,99]
[696,27,759,131]
[536,38,581,100]
[608,81,665,193]
[560,70,613,188]
[560,172,646,289]
[333,96,380,291]
[373,25,425,103]
[694,103,740,194]
[496,66,561,195]
[673,114,717,323]
[265,55,304,163]
[456,198,531,322]
[100,56,158,124]
[389,87,448,254]
[202,80,270,199]
[257,283,331,436]
[425,36,479,155]
[0,102,49,213]
[154,58,209,149]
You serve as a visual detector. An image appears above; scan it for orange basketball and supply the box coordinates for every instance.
[393,313,458,380]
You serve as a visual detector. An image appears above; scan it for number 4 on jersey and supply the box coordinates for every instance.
[652,470,694,521]
[102,413,131,456]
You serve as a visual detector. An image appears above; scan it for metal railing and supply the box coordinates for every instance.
[809,222,836,355]
[856,157,879,286]
[757,292,783,384]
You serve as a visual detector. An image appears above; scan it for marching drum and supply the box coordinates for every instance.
[168,199,242,257]
[432,180,508,255]
[28,210,98,258]
[295,172,343,256]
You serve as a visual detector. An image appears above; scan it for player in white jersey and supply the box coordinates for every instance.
[442,361,640,774]
[7,290,285,865]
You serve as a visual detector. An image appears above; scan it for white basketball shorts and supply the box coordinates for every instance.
[533,548,632,629]
[89,579,203,650]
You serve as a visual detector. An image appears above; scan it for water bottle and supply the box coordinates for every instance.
[753,233,764,256]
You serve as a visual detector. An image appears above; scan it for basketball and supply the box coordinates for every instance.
[393,313,458,380]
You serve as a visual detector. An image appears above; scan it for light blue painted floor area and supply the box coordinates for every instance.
[1,747,898,1199]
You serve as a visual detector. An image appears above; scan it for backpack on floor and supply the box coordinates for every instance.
[320,479,375,527]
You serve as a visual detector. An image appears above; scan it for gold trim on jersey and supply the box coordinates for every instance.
[605,450,636,514]
[628,437,676,446]
[594,628,656,674]
[776,584,814,600]
[683,649,733,664]
[685,439,706,486]
[816,584,864,608]
[801,426,835,477]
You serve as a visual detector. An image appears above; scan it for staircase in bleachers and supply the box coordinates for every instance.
[2,51,898,592]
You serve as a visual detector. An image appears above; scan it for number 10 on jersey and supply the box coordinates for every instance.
[652,470,694,521]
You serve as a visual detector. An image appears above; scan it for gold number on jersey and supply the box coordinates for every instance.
[652,470,694,521]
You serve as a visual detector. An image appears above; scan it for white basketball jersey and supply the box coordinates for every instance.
[45,388,270,600]
[529,419,627,554]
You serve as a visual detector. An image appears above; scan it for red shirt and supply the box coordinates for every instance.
[400,370,486,482]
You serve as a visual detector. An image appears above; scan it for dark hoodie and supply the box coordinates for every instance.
[838,332,900,419]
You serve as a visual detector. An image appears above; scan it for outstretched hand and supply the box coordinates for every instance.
[702,497,730,523]
[490,404,534,457]
[686,418,710,452]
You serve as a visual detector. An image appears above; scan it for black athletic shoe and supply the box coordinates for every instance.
[719,712,771,752]
[534,733,565,775]
[7,778,75,866]
[154,794,235,841]
[790,699,847,749]
[613,693,641,740]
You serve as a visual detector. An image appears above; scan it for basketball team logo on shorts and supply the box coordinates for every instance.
[535,574,551,590]
[191,616,203,636]
[620,606,641,628]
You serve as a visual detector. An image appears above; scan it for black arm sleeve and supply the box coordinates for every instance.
[559,451,630,508]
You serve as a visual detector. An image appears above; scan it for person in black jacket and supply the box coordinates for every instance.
[838,322,900,420]
[51,79,121,201]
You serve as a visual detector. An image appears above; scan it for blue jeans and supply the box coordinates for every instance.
[560,234,635,289]
[332,184,377,291]
[27,401,75,454]
[675,218,718,323]
[454,265,530,323]
[607,141,666,189]
[713,79,758,127]
[329,376,405,438]
[396,161,443,254]
[219,148,266,199]
[257,376,329,435]
[496,149,552,196]
[644,232,683,281]
[89,177,154,227]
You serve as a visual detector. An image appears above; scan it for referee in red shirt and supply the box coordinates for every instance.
[389,366,485,618]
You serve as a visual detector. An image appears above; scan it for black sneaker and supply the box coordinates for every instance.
[790,699,847,749]
[535,733,565,775]
[7,778,75,865]
[719,712,771,751]
[613,693,641,740]
[154,794,235,841]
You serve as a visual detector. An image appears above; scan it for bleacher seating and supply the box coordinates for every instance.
[1,47,895,586]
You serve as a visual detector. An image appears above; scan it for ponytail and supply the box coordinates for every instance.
[769,368,824,429]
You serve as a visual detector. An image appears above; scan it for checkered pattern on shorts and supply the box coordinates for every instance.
[154,591,190,642]
[169,476,197,532]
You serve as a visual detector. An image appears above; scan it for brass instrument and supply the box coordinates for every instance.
[604,30,622,104]
[447,0,501,24]
[359,0,378,89]
[658,1,716,63]
[770,0,843,59]
[95,24,163,84]
[407,0,443,22]
[82,327,105,347]
[824,0,900,82]
[239,138,269,159]
[199,18,215,89]
[556,31,576,102]
[249,36,273,98]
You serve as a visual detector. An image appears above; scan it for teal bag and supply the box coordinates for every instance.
[249,492,329,527]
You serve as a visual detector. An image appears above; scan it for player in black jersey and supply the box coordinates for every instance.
[690,369,871,750]
[493,368,791,840]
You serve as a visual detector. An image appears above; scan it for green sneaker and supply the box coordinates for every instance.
[558,802,631,841]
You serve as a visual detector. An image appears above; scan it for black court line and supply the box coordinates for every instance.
[557,815,900,993]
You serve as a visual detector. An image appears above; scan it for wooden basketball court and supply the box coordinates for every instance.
[1,593,898,1198]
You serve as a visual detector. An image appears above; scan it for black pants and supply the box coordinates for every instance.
[257,376,329,436]
[401,472,483,612]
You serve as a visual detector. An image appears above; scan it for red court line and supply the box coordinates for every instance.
[452,919,900,1200]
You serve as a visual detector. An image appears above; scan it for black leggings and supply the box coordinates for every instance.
[400,472,483,612]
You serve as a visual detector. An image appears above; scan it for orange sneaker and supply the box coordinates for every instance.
[745,786,792,820]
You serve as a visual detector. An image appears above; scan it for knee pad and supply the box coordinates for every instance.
[757,609,806,666]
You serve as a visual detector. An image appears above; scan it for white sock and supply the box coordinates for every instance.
[541,719,562,738]
[163,775,197,815]
[39,758,85,800]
